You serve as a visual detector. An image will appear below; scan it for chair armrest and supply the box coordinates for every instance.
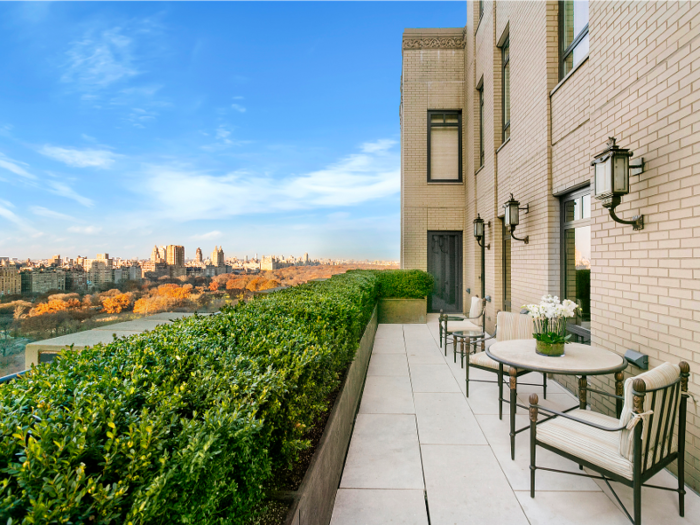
[585,387,624,401]
[531,403,626,432]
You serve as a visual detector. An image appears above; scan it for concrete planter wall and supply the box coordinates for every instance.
[378,297,427,324]
[283,305,378,525]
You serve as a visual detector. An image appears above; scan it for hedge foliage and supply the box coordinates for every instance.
[368,269,434,299]
[0,269,429,524]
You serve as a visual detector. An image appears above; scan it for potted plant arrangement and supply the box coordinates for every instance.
[523,295,580,357]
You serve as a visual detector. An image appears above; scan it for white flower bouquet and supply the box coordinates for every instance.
[523,295,580,356]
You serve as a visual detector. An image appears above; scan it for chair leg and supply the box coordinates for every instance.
[542,373,547,400]
[633,477,642,525]
[465,349,470,397]
[509,368,517,460]
[498,364,504,420]
[679,443,685,517]
[529,394,538,498]
[453,336,457,363]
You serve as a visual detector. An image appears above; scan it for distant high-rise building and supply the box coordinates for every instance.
[0,262,21,296]
[151,246,162,263]
[304,252,309,263]
[195,247,203,264]
[211,246,225,267]
[49,255,62,267]
[166,245,185,267]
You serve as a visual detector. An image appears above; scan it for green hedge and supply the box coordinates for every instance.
[0,269,430,524]
[365,269,434,299]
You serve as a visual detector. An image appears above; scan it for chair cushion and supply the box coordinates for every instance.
[469,351,513,373]
[618,362,681,463]
[537,409,633,480]
[469,297,483,319]
[447,320,482,333]
[496,311,534,342]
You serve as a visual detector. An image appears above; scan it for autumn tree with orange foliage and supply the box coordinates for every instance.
[208,281,220,291]
[102,293,134,314]
[31,299,81,316]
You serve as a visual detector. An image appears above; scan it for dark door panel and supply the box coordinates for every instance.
[427,231,462,313]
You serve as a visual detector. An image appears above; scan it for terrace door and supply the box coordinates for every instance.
[427,231,462,313]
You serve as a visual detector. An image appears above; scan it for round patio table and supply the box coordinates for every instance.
[486,339,627,460]
[451,329,486,369]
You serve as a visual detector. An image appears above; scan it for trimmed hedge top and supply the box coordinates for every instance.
[0,269,431,524]
[367,269,434,299]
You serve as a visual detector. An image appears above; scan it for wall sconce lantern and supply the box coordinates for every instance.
[503,193,529,244]
[473,214,490,250]
[591,137,644,230]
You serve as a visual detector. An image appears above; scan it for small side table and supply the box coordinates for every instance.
[451,329,486,368]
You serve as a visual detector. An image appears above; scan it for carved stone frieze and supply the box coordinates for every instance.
[403,36,465,50]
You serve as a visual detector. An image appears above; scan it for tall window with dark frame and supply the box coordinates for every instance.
[479,0,484,21]
[502,37,510,142]
[561,188,591,343]
[427,110,462,182]
[478,85,484,168]
[559,0,589,79]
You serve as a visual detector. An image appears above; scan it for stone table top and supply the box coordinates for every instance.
[486,339,627,375]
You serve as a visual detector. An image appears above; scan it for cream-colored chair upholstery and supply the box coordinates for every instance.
[495,311,534,342]
[619,362,681,465]
[536,362,682,480]
[536,409,634,480]
[470,351,513,372]
[468,297,483,319]
[445,297,484,333]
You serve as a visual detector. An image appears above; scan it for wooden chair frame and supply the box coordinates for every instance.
[528,362,690,525]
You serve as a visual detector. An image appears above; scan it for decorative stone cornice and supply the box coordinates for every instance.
[403,35,465,50]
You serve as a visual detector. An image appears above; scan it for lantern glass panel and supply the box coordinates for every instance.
[613,155,629,194]
[594,158,612,197]
[474,220,484,238]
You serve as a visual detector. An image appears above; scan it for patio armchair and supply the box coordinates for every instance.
[439,296,486,352]
[528,361,690,525]
[463,311,547,419]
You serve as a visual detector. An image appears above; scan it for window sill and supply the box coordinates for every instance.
[550,55,589,97]
[496,138,511,154]
[474,165,485,176]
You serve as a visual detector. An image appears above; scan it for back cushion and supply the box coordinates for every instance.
[619,362,681,465]
[496,311,534,342]
[469,297,483,319]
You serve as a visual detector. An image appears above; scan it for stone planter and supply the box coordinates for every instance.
[283,306,378,525]
[378,297,427,324]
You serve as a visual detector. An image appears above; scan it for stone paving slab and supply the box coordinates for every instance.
[359,376,415,414]
[367,354,409,377]
[339,414,424,490]
[414,393,487,445]
[330,489,428,525]
[409,364,461,393]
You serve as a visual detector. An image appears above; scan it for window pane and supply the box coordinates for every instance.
[572,32,589,66]
[564,225,591,328]
[430,127,459,180]
[445,114,459,124]
[564,200,576,223]
[582,194,591,219]
[431,114,444,123]
[503,61,510,136]
[562,1,588,50]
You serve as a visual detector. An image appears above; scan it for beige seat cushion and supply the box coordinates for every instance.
[618,362,681,464]
[446,320,482,333]
[469,351,513,373]
[537,409,633,480]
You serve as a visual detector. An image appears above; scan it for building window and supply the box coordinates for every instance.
[427,110,462,182]
[502,37,510,142]
[478,84,484,168]
[559,0,589,79]
[561,188,591,343]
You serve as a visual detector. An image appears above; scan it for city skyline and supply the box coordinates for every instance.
[0,2,465,260]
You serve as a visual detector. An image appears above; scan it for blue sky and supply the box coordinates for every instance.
[0,2,465,261]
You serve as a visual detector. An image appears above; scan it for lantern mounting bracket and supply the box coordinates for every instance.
[508,227,530,244]
[604,196,645,231]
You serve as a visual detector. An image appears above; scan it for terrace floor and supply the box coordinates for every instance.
[329,314,700,525]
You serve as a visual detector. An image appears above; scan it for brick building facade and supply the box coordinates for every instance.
[401,1,700,491]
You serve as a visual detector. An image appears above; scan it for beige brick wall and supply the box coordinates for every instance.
[403,0,700,492]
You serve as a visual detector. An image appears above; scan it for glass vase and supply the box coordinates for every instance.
[536,339,565,357]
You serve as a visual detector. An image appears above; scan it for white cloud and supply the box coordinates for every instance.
[201,125,249,151]
[47,181,94,208]
[192,230,222,240]
[0,153,36,179]
[142,138,399,221]
[30,206,79,222]
[40,146,118,168]
[62,27,139,93]
[68,225,102,234]
[231,103,246,113]
[0,201,40,235]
